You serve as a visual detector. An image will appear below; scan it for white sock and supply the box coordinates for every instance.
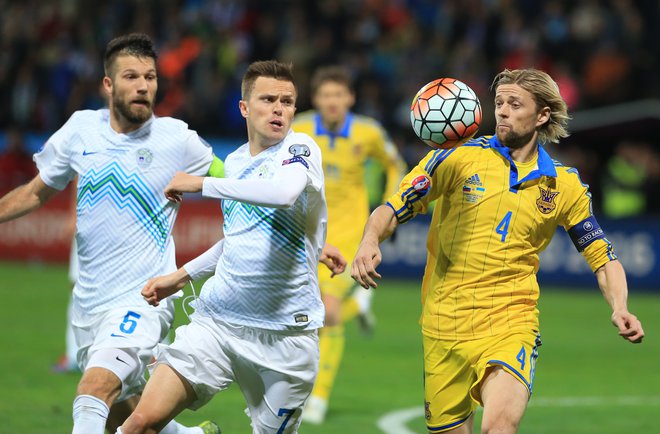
[354,286,374,313]
[160,421,203,434]
[72,395,109,434]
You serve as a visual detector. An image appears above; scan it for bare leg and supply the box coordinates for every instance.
[480,366,529,434]
[120,364,197,434]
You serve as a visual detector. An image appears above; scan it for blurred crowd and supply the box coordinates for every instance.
[1,0,659,215]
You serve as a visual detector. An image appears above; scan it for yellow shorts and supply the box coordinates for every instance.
[422,330,541,432]
[318,263,357,300]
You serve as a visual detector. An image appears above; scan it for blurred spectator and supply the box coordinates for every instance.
[0,127,37,193]
[601,140,660,219]
[0,0,657,176]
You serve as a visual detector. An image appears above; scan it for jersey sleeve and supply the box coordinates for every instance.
[284,133,324,193]
[201,134,319,208]
[368,125,408,200]
[182,132,214,176]
[386,148,456,224]
[560,168,617,272]
[32,120,76,190]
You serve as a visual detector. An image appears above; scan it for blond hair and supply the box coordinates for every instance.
[492,69,570,144]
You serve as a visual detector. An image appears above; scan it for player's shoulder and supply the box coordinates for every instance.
[65,109,106,127]
[292,110,316,126]
[151,115,190,132]
[550,158,588,187]
[53,109,107,140]
[351,113,386,134]
[429,135,493,161]
[284,131,321,153]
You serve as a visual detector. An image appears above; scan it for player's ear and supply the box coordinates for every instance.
[536,106,551,127]
[102,76,113,96]
[239,100,249,118]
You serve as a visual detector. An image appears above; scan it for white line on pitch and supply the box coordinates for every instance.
[377,396,660,434]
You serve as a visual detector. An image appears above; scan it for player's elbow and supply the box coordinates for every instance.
[272,192,298,208]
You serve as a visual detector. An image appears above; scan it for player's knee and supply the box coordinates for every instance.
[76,370,122,403]
[323,300,342,326]
[120,411,157,434]
[480,415,521,434]
[324,308,341,326]
[78,348,139,401]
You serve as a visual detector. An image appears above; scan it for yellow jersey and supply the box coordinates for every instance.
[294,111,406,252]
[387,135,616,340]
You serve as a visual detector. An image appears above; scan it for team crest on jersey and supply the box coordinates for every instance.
[462,173,485,203]
[536,186,560,214]
[136,148,153,168]
[424,401,432,420]
[257,164,271,178]
[411,175,431,196]
[288,144,310,157]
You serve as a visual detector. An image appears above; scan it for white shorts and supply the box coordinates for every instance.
[74,301,175,401]
[157,313,319,434]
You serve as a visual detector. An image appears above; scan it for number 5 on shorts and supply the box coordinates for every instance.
[276,408,295,434]
[119,311,141,334]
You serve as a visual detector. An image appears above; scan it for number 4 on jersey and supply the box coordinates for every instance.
[496,211,512,242]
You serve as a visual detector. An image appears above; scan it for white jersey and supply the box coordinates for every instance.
[196,132,327,330]
[34,109,213,323]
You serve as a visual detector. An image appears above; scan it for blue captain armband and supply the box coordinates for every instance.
[567,216,605,252]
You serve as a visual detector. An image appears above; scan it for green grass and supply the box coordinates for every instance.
[0,261,658,433]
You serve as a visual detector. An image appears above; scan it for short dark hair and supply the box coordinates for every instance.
[310,65,353,95]
[104,33,158,77]
[241,60,295,100]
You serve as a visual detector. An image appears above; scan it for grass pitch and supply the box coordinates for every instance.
[0,261,658,433]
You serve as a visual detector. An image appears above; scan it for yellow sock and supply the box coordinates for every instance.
[311,325,345,401]
[341,296,360,323]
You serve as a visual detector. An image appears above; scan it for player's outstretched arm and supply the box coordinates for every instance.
[141,267,190,306]
[0,175,59,223]
[320,243,347,277]
[351,205,398,289]
[595,260,644,344]
[163,172,204,203]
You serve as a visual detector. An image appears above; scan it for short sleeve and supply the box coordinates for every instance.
[33,126,76,191]
[182,132,214,176]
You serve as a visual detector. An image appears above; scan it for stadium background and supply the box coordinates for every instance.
[0,1,658,433]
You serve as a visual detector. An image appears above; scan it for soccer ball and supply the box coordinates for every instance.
[410,78,482,149]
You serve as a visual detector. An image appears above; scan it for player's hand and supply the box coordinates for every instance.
[320,243,347,277]
[351,240,382,289]
[164,172,204,203]
[611,310,644,344]
[141,269,190,306]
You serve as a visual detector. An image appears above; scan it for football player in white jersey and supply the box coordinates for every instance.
[0,34,222,434]
[117,60,339,434]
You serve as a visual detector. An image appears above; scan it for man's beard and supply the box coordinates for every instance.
[112,95,152,125]
[496,127,535,150]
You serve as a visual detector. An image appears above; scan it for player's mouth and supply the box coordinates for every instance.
[270,119,284,130]
[132,99,151,108]
[497,124,511,131]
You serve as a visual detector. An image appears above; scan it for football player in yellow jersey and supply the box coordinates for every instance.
[293,66,406,424]
[352,69,645,434]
